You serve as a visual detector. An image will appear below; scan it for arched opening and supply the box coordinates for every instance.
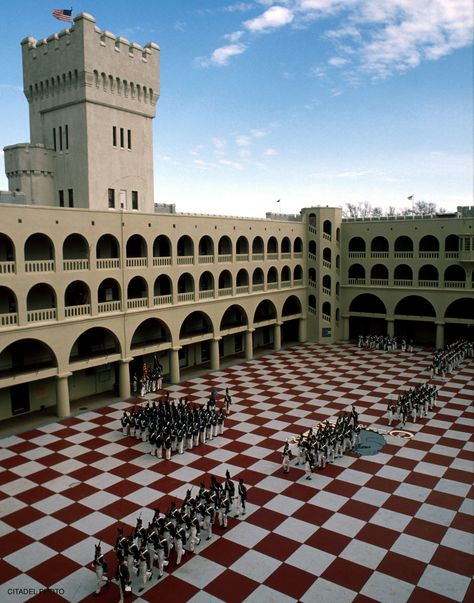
[282,295,302,344]
[336,228,340,243]
[219,305,248,360]
[236,236,249,256]
[309,267,317,284]
[131,318,171,349]
[293,265,303,282]
[252,267,264,290]
[220,305,248,330]
[281,266,291,286]
[236,269,249,289]
[252,236,264,256]
[348,264,365,283]
[253,299,277,351]
[309,240,317,257]
[178,311,214,373]
[308,213,316,227]
[198,235,214,257]
[26,284,56,321]
[180,311,213,340]
[98,278,121,309]
[394,236,413,255]
[349,237,365,253]
[349,293,386,338]
[62,234,89,268]
[394,295,436,344]
[0,233,15,264]
[308,294,317,309]
[371,264,389,282]
[418,265,439,283]
[127,276,148,307]
[254,299,277,323]
[444,265,465,285]
[294,237,303,254]
[281,237,291,254]
[323,247,331,265]
[218,236,232,256]
[267,236,278,256]
[177,273,195,298]
[69,327,121,362]
[126,234,147,260]
[394,264,413,283]
[322,274,331,292]
[445,234,459,253]
[199,271,214,296]
[64,281,91,316]
[96,234,120,262]
[153,235,172,261]
[218,270,233,292]
[177,235,194,258]
[267,266,278,287]
[371,236,389,254]
[282,295,302,317]
[322,301,331,319]
[24,234,55,264]
[445,296,474,342]
[154,275,172,300]
[336,254,340,269]
[323,220,332,237]
[419,235,439,253]
[0,286,17,326]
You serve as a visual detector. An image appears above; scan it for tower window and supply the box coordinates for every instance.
[65,125,69,150]
[68,189,74,207]
[127,129,132,150]
[108,188,115,208]
[59,125,63,151]
[53,128,57,152]
[59,190,64,207]
[113,126,117,147]
[132,190,138,210]
[120,128,124,148]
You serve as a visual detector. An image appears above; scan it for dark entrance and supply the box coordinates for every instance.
[10,383,30,415]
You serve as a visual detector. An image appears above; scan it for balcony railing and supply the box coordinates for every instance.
[348,278,366,285]
[322,286,331,295]
[322,259,331,269]
[370,252,389,258]
[236,253,249,262]
[419,251,439,259]
[309,279,317,288]
[127,298,148,309]
[177,291,194,302]
[65,304,91,318]
[154,294,172,305]
[281,252,291,260]
[153,256,172,266]
[236,285,249,294]
[309,252,317,262]
[393,279,413,287]
[394,251,413,258]
[294,252,303,259]
[267,253,278,260]
[322,232,331,242]
[198,255,214,264]
[218,254,232,263]
[281,280,291,288]
[444,281,465,288]
[0,312,18,327]
[293,279,303,286]
[199,290,214,299]
[0,261,16,274]
[27,308,56,322]
[97,258,120,270]
[218,287,232,297]
[308,306,317,315]
[98,300,121,313]
[267,282,278,290]
[252,253,264,261]
[25,260,55,273]
[63,259,89,271]
[252,283,264,292]
[370,278,389,286]
[126,258,147,268]
[308,225,317,235]
[177,256,193,265]
[348,251,365,258]
[322,312,331,322]
[419,280,438,288]
[445,252,459,259]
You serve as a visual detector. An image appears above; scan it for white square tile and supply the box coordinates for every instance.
[9,460,45,477]
[264,494,304,515]
[70,511,115,536]
[31,493,73,515]
[301,577,356,603]
[361,571,414,603]
[418,565,470,601]
[391,533,437,563]
[19,515,66,540]
[244,584,296,603]
[286,544,335,576]
[341,539,387,569]
[224,522,269,548]
[231,549,281,583]
[370,508,411,532]
[84,472,122,490]
[322,513,365,538]
[0,575,45,602]
[81,490,119,510]
[257,476,293,494]
[308,491,348,511]
[415,503,456,527]
[124,486,162,507]
[0,477,36,497]
[274,517,318,543]
[5,541,56,571]
[441,527,474,555]
[352,487,390,508]
[51,566,96,602]
[173,555,225,589]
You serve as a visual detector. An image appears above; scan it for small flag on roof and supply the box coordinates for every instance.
[52,8,73,22]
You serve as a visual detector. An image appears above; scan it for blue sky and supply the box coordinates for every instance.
[0,0,472,217]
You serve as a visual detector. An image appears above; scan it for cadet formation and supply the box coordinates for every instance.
[357,333,414,352]
[92,473,248,599]
[430,338,473,378]
[387,383,438,426]
[120,389,230,460]
[282,406,361,479]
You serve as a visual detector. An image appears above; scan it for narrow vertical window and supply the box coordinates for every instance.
[127,129,132,150]
[59,125,63,151]
[59,190,64,207]
[113,126,117,147]
[68,188,74,207]
[65,125,69,150]
[132,190,138,210]
[120,127,124,148]
[108,188,115,208]
[53,128,57,152]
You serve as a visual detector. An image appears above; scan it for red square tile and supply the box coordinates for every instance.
[405,472,439,489]
[46,439,73,452]
[62,483,98,502]
[0,470,18,486]
[450,512,472,533]
[68,465,102,482]
[382,494,422,516]
[202,537,249,567]
[443,467,472,484]
[430,545,473,577]
[206,568,259,603]
[425,490,463,511]
[324,479,360,498]
[189,457,220,472]
[357,523,400,548]
[248,508,287,531]
[227,454,260,469]
[365,476,399,493]
[28,467,63,485]
[255,533,301,561]
[3,506,45,529]
[387,456,418,471]
[305,527,351,555]
[9,441,38,454]
[2,455,27,469]
[405,518,447,544]
[377,551,426,584]
[52,502,93,523]
[265,563,316,599]
[408,586,458,603]
[0,530,34,556]
[232,469,266,487]
[15,485,52,505]
[423,452,452,467]
[340,499,378,522]
[242,485,275,506]
[29,554,81,587]
[106,479,139,498]
[75,450,106,465]
[0,558,21,583]
[102,498,141,520]
[42,525,86,551]
[141,575,198,602]
[282,482,317,502]
[114,448,143,462]
[322,557,372,591]
[36,452,69,467]
[20,429,46,440]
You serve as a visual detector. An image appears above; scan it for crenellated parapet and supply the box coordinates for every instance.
[21,12,160,117]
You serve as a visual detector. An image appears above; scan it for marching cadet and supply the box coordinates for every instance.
[126,534,140,578]
[146,525,157,566]
[188,512,201,553]
[224,387,232,415]
[132,373,138,395]
[120,411,130,436]
[91,543,109,595]
[177,427,185,455]
[117,557,131,603]
[138,543,152,593]
[217,408,225,435]
[203,499,215,540]
[174,521,187,565]
[149,427,157,457]
[282,448,290,473]
[164,432,172,460]
[156,430,163,459]
[236,478,247,516]
[155,531,169,578]
[304,453,313,480]
[114,527,128,562]
[186,423,194,450]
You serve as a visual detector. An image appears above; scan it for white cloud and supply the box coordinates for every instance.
[244,6,294,32]
[236,135,252,147]
[212,137,227,152]
[0,83,22,92]
[328,56,349,67]
[250,128,268,138]
[263,147,278,156]
[219,158,244,170]
[224,30,244,42]
[224,2,254,12]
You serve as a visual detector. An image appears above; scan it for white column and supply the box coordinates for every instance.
[119,358,132,399]
[386,318,394,337]
[274,323,282,351]
[435,322,445,349]
[298,317,307,343]
[56,372,72,417]
[170,347,181,384]
[211,338,220,371]
[245,329,254,360]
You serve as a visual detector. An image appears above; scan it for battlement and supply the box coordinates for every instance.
[21,12,160,111]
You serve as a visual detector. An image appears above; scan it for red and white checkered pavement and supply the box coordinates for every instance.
[0,343,472,602]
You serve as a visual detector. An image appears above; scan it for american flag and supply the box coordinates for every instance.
[52,8,73,22]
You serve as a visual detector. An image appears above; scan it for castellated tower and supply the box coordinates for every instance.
[4,12,160,212]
